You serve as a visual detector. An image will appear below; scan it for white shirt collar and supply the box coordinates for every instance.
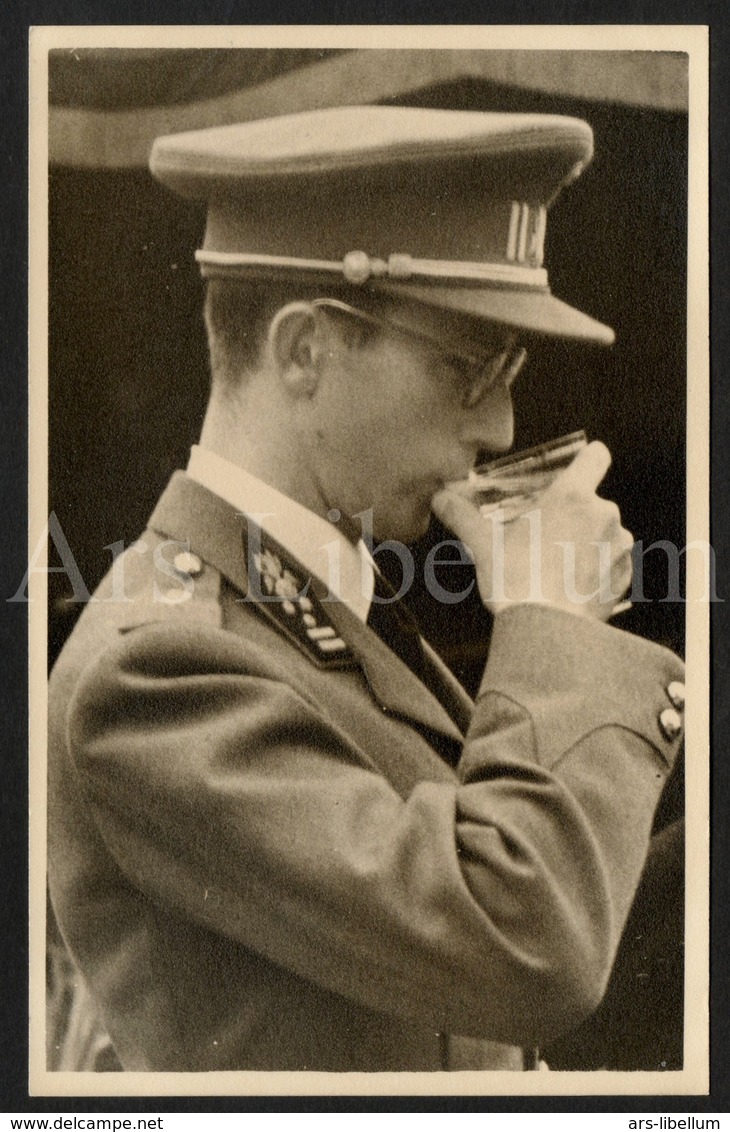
[186,445,375,622]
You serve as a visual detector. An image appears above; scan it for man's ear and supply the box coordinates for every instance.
[267,302,323,396]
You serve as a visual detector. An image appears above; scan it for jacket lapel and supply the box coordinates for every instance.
[149,472,471,746]
[321,597,471,740]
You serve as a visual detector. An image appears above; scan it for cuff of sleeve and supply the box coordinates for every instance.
[475,605,685,769]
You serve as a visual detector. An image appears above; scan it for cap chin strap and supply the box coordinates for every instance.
[195,248,549,290]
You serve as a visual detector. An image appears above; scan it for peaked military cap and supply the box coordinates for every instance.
[150,105,614,345]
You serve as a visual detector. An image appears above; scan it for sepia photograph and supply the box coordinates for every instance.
[27,26,709,1099]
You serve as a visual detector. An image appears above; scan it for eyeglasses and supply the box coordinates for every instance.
[311,297,527,410]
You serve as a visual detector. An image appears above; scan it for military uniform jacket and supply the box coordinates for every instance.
[47,472,685,1073]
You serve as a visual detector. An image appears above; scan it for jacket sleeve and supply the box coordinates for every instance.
[66,603,684,1046]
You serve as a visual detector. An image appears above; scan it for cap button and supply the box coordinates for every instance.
[343,251,372,285]
[666,681,685,711]
[659,707,683,742]
[173,550,203,577]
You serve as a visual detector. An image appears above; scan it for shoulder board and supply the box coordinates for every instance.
[116,546,223,634]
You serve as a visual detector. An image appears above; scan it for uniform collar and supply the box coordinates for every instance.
[187,445,375,623]
[149,470,473,744]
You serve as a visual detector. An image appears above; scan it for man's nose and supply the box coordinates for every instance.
[466,382,515,454]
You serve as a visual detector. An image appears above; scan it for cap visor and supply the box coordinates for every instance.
[375,282,615,346]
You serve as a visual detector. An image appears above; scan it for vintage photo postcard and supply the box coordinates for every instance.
[27,24,709,1098]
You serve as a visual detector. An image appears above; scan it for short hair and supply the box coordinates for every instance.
[203,278,378,393]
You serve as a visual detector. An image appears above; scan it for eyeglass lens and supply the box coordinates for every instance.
[462,346,528,408]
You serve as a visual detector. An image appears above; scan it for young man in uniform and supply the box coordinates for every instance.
[47,106,685,1072]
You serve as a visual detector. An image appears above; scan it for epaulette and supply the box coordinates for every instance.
[116,546,223,634]
[244,531,359,671]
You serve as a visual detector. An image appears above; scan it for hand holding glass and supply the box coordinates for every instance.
[448,430,631,615]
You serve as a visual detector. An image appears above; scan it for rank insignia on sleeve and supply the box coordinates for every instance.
[244,531,359,671]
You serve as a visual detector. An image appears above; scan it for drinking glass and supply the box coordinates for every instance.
[450,430,588,522]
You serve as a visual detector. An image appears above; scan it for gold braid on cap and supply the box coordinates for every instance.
[194,249,549,289]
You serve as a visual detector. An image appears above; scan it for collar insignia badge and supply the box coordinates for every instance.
[247,536,359,671]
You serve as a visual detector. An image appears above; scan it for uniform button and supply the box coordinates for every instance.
[659,708,683,741]
[299,596,313,613]
[302,613,317,628]
[666,681,685,711]
[173,551,203,576]
[282,600,297,616]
